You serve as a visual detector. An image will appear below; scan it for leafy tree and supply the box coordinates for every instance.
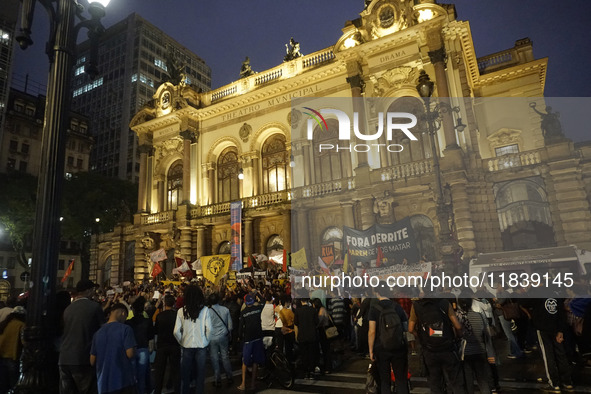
[0,171,137,276]
[0,172,37,269]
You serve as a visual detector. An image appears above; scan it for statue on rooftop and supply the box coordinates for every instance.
[284,37,302,62]
[240,56,254,78]
[162,46,187,86]
[530,102,566,143]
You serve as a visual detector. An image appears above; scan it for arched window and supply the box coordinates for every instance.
[410,215,436,261]
[321,226,343,261]
[167,160,183,210]
[217,147,239,202]
[262,134,288,193]
[313,119,351,182]
[218,241,231,255]
[494,178,555,251]
[386,98,430,166]
[266,234,284,256]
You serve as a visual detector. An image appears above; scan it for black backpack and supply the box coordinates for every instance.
[414,299,454,352]
[375,303,405,351]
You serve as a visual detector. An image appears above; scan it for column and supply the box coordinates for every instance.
[303,143,312,185]
[282,210,291,251]
[134,240,146,282]
[341,202,355,228]
[359,198,376,230]
[156,176,165,212]
[295,208,310,254]
[252,156,260,196]
[427,44,458,150]
[180,228,193,261]
[137,145,151,213]
[244,218,254,257]
[180,130,195,204]
[201,163,210,205]
[346,65,368,167]
[196,225,207,258]
[208,165,216,204]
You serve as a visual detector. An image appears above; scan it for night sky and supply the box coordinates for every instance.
[12,1,591,140]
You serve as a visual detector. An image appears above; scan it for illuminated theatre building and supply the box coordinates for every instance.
[89,0,591,285]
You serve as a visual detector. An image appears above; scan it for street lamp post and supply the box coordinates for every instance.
[14,1,109,392]
[416,70,465,273]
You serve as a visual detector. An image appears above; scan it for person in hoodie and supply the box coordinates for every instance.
[522,283,573,393]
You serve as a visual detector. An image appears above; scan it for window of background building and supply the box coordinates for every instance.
[21,143,29,155]
[67,156,74,166]
[6,158,15,171]
[58,259,65,271]
[18,161,27,173]
[167,160,183,210]
[77,158,83,168]
[217,147,239,202]
[0,256,4,268]
[6,257,15,269]
[495,144,519,157]
[9,140,17,152]
[262,134,288,193]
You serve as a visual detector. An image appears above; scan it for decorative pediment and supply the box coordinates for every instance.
[371,66,418,96]
[487,128,523,155]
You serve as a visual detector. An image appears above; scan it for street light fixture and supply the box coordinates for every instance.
[238,168,244,180]
[416,70,462,273]
[14,0,110,392]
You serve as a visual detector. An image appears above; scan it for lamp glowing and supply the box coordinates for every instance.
[238,168,244,180]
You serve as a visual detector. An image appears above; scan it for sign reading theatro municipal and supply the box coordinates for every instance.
[91,0,591,298]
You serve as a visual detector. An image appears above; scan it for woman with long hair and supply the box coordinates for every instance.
[174,284,212,394]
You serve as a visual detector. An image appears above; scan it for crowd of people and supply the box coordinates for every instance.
[0,272,590,394]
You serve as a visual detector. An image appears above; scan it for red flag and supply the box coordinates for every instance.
[175,256,193,277]
[282,249,287,272]
[151,262,163,278]
[248,255,253,268]
[376,246,383,267]
[61,259,75,283]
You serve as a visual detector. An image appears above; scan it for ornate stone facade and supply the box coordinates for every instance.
[90,0,591,284]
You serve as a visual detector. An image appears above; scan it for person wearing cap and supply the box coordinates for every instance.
[0,305,26,392]
[237,294,265,391]
[59,279,105,394]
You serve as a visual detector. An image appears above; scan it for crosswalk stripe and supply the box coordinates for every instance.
[295,378,366,390]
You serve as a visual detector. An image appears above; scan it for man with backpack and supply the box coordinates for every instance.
[408,293,467,394]
[368,283,409,394]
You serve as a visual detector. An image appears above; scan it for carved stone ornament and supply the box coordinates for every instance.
[373,66,418,96]
[239,123,252,143]
[288,109,302,128]
[154,137,183,173]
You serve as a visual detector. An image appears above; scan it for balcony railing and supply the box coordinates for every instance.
[206,48,336,104]
[379,159,433,181]
[484,150,542,172]
[291,178,355,199]
[140,210,174,225]
[190,190,291,218]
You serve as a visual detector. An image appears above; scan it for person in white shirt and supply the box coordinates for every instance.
[260,293,276,345]
[174,285,212,394]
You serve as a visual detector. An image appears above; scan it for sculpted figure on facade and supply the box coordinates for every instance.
[530,102,565,142]
[240,56,254,78]
[284,37,302,62]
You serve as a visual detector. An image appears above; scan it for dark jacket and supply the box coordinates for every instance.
[294,303,318,344]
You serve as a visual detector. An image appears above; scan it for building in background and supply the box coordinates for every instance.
[90,0,591,285]
[0,88,91,296]
[0,0,19,147]
[0,88,92,176]
[71,13,211,182]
